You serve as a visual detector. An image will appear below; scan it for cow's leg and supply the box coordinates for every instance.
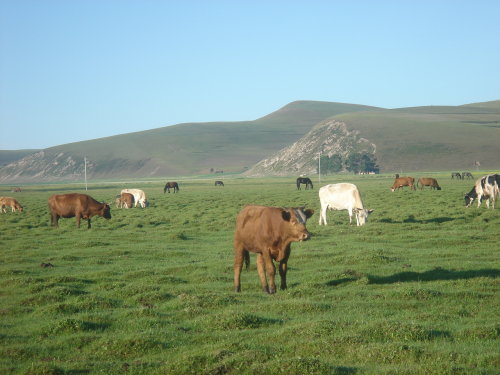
[348,208,353,224]
[255,254,270,293]
[76,214,81,228]
[233,245,245,292]
[279,248,291,290]
[261,251,276,294]
[87,218,91,229]
[51,213,59,227]
[319,203,327,225]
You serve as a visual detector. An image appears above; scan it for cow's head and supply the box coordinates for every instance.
[102,203,112,219]
[464,194,475,207]
[353,208,374,226]
[281,207,314,242]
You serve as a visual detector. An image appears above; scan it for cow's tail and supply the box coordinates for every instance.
[244,250,250,270]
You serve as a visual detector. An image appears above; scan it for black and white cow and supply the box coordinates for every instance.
[464,174,500,209]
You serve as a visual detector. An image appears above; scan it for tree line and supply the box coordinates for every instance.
[317,152,379,174]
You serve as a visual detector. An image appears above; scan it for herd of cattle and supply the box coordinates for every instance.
[1,173,498,294]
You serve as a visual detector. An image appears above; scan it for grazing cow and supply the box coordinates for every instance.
[0,197,23,213]
[462,172,474,180]
[417,177,441,190]
[391,176,416,192]
[318,183,373,226]
[296,177,313,190]
[465,174,500,209]
[48,193,111,228]
[163,182,179,193]
[451,172,462,180]
[121,189,147,207]
[233,205,314,294]
[215,180,224,187]
[11,187,22,193]
[115,192,134,208]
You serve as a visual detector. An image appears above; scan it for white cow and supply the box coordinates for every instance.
[120,188,147,208]
[319,183,373,226]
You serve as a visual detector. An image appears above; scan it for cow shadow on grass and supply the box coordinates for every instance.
[379,215,455,224]
[327,267,499,286]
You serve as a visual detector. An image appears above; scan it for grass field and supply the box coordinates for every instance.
[0,173,498,374]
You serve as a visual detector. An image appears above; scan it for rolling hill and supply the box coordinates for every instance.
[0,100,498,183]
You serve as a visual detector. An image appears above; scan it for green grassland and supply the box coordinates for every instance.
[0,173,498,374]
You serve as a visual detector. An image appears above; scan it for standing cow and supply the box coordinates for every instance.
[115,192,135,208]
[465,174,500,209]
[0,197,24,213]
[233,205,314,294]
[391,176,416,192]
[121,189,147,207]
[48,193,111,228]
[417,177,441,190]
[318,183,373,226]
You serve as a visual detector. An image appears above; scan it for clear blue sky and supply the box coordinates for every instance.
[1,0,499,150]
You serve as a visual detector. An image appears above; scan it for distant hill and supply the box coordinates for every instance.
[247,101,500,176]
[0,100,498,183]
[0,101,377,182]
[0,150,39,167]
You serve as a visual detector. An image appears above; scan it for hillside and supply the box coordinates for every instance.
[246,101,500,176]
[0,100,498,182]
[0,101,377,182]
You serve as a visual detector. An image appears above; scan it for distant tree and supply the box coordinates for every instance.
[345,153,379,174]
[317,154,343,174]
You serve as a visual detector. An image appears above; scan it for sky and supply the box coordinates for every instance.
[1,0,499,150]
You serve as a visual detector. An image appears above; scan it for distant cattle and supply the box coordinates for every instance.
[465,174,500,209]
[0,197,23,213]
[11,187,22,193]
[163,182,179,193]
[462,172,474,180]
[121,189,147,207]
[115,192,135,208]
[215,180,224,187]
[296,177,313,190]
[318,183,373,226]
[391,176,416,192]
[48,193,111,228]
[451,172,462,180]
[233,205,314,294]
[417,177,441,190]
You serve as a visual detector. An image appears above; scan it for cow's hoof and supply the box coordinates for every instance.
[234,286,241,292]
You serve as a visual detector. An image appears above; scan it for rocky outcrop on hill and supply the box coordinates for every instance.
[0,151,91,183]
[244,119,376,176]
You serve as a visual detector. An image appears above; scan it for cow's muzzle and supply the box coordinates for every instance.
[300,232,311,241]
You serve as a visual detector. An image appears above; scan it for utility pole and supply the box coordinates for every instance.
[318,151,321,184]
[84,157,88,191]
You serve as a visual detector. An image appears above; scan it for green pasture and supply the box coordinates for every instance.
[0,173,498,374]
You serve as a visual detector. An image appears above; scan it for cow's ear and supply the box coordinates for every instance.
[304,209,314,218]
[368,209,374,213]
[281,210,291,221]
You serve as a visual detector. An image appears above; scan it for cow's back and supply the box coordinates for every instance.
[319,183,362,210]
[48,193,95,216]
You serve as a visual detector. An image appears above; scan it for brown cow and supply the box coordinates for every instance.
[115,192,135,208]
[233,205,314,294]
[48,193,111,228]
[0,197,23,213]
[417,177,441,190]
[391,177,416,192]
